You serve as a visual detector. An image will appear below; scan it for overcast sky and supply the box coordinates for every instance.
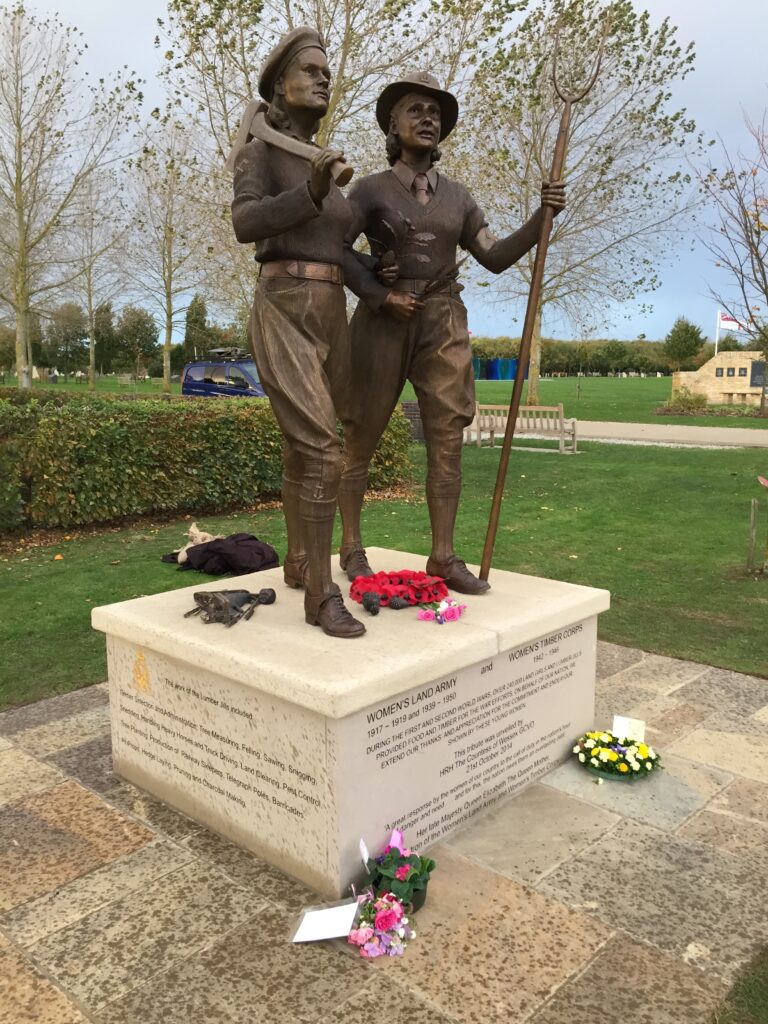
[46,0,768,339]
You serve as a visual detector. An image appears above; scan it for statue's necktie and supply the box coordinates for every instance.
[413,173,430,205]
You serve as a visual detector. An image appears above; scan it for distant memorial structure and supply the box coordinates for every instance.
[674,351,766,407]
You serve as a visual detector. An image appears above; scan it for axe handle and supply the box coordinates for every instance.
[226,102,353,186]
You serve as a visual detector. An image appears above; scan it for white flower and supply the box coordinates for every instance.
[596,778,604,785]
[585,739,595,748]
[648,747,656,758]
[572,745,581,754]
[628,746,638,755]
[590,757,599,766]
[600,732,611,742]
[599,750,610,761]
[632,763,640,771]
[398,928,405,938]
[646,762,653,770]
[578,753,586,763]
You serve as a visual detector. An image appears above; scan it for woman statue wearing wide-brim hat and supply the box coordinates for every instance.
[231,27,365,638]
[340,72,566,594]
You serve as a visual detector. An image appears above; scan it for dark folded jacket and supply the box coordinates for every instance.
[163,533,279,576]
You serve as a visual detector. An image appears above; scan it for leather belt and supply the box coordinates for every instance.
[391,277,461,296]
[259,260,343,285]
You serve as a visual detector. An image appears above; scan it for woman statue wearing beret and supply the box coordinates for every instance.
[340,72,565,594]
[231,28,365,638]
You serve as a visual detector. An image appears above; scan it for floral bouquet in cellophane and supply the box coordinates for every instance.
[348,890,415,958]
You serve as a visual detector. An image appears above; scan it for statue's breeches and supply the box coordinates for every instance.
[250,277,350,502]
[343,293,475,495]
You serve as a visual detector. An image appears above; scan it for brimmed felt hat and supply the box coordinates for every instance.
[258,27,326,102]
[376,71,458,141]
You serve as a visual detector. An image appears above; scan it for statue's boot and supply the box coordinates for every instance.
[303,497,365,638]
[425,488,490,595]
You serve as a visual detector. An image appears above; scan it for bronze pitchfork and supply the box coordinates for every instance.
[479,7,612,581]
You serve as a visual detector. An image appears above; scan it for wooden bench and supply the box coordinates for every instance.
[117,374,134,388]
[464,403,577,454]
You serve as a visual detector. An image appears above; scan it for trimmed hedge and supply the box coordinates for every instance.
[0,397,413,531]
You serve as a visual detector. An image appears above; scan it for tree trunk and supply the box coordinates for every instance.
[163,311,172,394]
[15,306,30,390]
[526,304,543,405]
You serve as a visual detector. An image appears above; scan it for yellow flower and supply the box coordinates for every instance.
[618,763,629,773]
[609,751,619,762]
[638,743,649,758]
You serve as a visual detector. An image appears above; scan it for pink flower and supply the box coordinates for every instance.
[389,829,404,852]
[395,865,411,881]
[401,848,414,857]
[442,605,462,622]
[417,608,436,621]
[374,908,399,931]
[348,926,374,946]
[390,900,404,922]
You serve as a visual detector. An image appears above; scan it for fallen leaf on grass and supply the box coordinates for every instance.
[568,554,578,559]
[53,554,64,561]
[110,560,121,565]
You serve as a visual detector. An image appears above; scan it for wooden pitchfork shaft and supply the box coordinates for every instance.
[479,17,609,581]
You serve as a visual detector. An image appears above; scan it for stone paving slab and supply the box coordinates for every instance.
[542,753,732,831]
[95,905,368,1024]
[602,654,710,695]
[27,862,266,1012]
[319,978,458,1024]
[46,733,117,794]
[0,934,89,1024]
[1,837,194,947]
[595,641,645,679]
[181,827,320,915]
[444,782,620,884]
[0,686,109,738]
[677,807,768,866]
[528,933,729,1024]
[102,780,203,841]
[672,667,768,716]
[0,748,62,807]
[385,846,610,1024]
[710,776,768,824]
[0,780,153,913]
[669,727,768,783]
[539,818,768,981]
[10,705,110,757]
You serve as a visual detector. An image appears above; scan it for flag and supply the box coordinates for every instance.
[719,311,747,333]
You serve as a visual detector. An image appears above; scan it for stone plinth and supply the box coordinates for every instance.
[92,548,609,897]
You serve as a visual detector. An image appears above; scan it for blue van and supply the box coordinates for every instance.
[182,349,266,399]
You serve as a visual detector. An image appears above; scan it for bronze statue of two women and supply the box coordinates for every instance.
[232,28,565,639]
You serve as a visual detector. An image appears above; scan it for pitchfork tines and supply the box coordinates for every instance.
[552,5,612,104]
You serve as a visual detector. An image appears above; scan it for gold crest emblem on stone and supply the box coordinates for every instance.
[132,650,151,694]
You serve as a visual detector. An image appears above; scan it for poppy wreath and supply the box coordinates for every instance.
[349,570,449,607]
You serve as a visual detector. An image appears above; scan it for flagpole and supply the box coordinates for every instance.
[715,309,720,355]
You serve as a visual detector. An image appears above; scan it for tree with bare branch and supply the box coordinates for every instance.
[701,115,768,415]
[0,4,141,388]
[465,0,704,402]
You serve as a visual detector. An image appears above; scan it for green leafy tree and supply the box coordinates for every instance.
[116,305,159,378]
[603,341,627,374]
[664,317,705,370]
[44,303,89,379]
[717,334,742,352]
[94,302,119,374]
[183,293,210,362]
[470,0,704,401]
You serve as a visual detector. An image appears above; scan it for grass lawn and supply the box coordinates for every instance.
[402,376,768,429]
[3,376,182,396]
[715,947,768,1023]
[1,442,766,711]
